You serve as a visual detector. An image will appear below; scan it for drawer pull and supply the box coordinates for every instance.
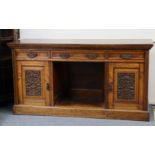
[120,54,133,59]
[59,53,71,59]
[86,53,97,59]
[27,52,38,58]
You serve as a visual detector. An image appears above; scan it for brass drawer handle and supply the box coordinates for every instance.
[59,53,71,59]
[120,53,133,59]
[86,53,98,59]
[27,52,38,58]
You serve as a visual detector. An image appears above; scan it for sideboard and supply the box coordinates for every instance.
[8,39,153,121]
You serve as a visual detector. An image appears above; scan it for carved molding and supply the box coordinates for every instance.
[117,73,135,100]
[25,70,41,96]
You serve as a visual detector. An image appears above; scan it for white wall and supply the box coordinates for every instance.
[20,29,155,104]
[20,29,155,40]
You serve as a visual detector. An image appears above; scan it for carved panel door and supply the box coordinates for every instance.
[17,61,50,106]
[108,63,144,110]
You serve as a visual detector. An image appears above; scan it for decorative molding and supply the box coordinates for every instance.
[25,70,41,96]
[117,73,135,100]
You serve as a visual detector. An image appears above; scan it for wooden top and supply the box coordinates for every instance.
[8,39,153,50]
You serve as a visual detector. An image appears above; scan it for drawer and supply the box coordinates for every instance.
[107,51,145,60]
[16,50,50,60]
[51,50,104,61]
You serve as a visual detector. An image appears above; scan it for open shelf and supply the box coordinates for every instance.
[53,62,106,109]
[55,99,105,109]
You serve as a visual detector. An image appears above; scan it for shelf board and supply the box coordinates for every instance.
[55,98,105,109]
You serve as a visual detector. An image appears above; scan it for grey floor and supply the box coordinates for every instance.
[0,105,155,126]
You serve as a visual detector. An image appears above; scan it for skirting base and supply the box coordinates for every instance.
[13,105,149,121]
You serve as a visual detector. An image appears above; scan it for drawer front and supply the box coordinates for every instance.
[107,51,145,60]
[51,50,105,61]
[16,50,50,60]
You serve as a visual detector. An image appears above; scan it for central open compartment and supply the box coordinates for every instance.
[53,62,105,108]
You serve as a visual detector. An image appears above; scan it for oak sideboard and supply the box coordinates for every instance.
[8,39,153,121]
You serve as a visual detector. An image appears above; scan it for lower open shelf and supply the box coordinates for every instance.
[55,98,105,109]
[52,62,106,109]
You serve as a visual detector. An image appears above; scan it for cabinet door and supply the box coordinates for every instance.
[17,61,50,106]
[108,63,144,110]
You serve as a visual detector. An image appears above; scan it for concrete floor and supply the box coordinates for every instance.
[0,105,155,126]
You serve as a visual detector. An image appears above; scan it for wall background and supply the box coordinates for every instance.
[20,29,155,104]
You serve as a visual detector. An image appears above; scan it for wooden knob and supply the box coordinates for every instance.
[27,52,38,58]
[120,53,133,59]
[86,53,97,59]
[60,53,70,59]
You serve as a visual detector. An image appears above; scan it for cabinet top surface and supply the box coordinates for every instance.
[8,39,153,50]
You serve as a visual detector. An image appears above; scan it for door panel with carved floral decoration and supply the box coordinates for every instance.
[17,61,50,106]
[108,63,144,110]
